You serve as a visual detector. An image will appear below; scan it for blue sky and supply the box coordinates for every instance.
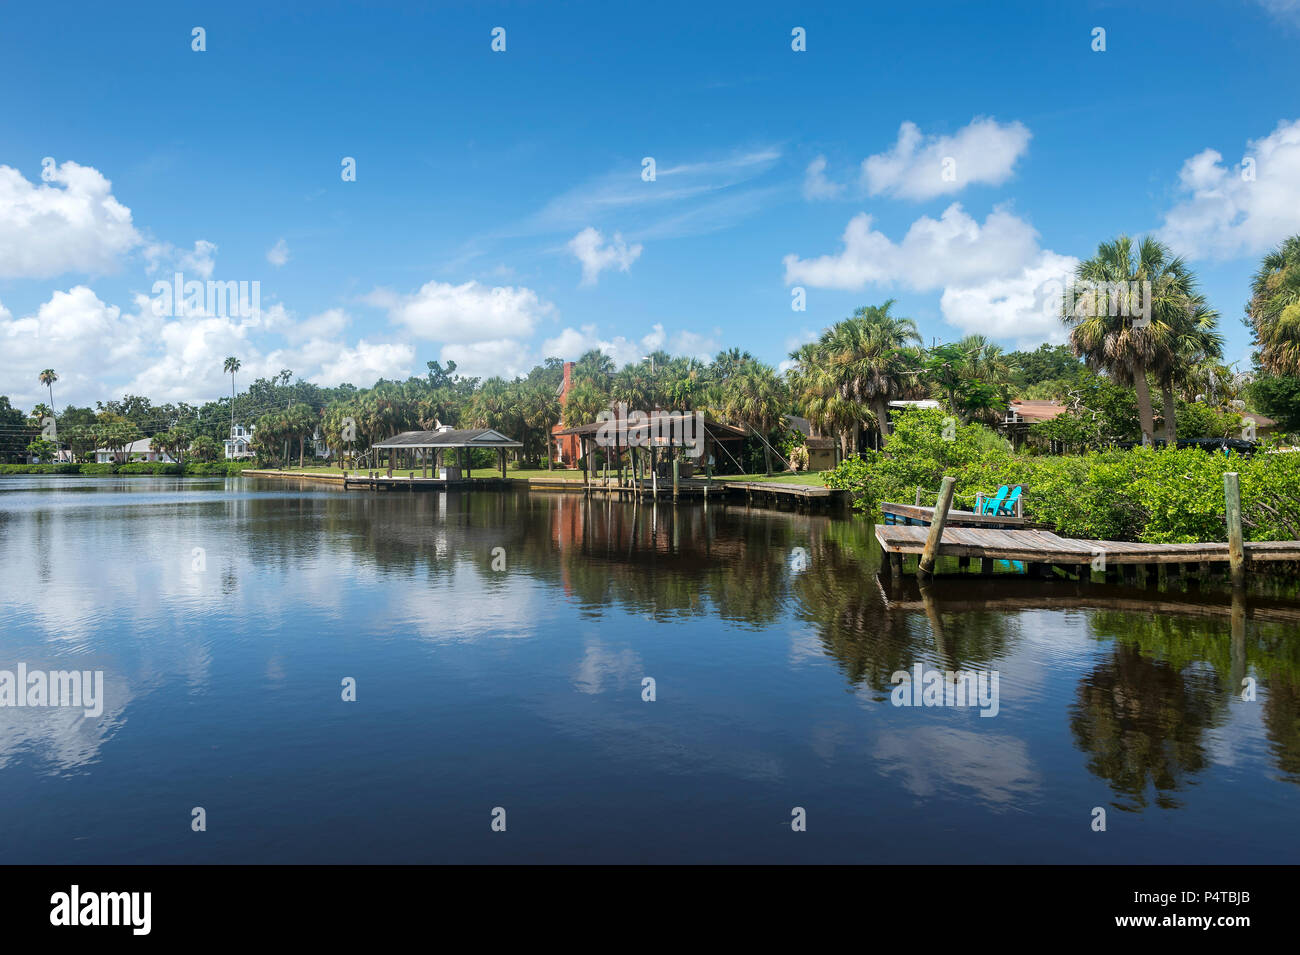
[2,0,1299,409]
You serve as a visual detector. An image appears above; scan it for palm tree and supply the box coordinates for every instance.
[1065,236,1209,446]
[1158,302,1222,441]
[562,380,609,428]
[1248,234,1300,377]
[573,348,615,384]
[37,369,58,455]
[925,335,1012,424]
[38,369,58,413]
[223,356,241,442]
[787,341,866,458]
[791,301,922,452]
[725,362,789,475]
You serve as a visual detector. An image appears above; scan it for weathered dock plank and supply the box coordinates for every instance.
[880,501,1047,529]
[875,524,1300,569]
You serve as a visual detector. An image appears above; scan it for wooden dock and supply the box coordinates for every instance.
[880,501,1046,529]
[875,523,1300,576]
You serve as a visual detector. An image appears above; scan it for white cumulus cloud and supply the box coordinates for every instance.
[1159,118,1300,260]
[369,279,554,343]
[0,161,142,279]
[783,204,1077,346]
[568,227,643,285]
[311,340,414,386]
[862,118,1031,201]
[439,339,536,380]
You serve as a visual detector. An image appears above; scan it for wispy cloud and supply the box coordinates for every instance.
[503,147,785,240]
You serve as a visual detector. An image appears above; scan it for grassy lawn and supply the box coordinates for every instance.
[247,464,833,485]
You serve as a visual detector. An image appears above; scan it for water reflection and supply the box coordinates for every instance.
[0,476,1297,861]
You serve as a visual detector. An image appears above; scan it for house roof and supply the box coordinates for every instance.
[1008,400,1068,423]
[1246,411,1278,428]
[95,438,156,454]
[805,436,835,449]
[554,414,747,441]
[370,428,522,449]
[889,399,943,410]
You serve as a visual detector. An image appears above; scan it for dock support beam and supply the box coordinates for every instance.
[917,476,955,578]
[1225,471,1245,590]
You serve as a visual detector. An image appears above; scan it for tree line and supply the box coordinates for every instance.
[4,232,1298,469]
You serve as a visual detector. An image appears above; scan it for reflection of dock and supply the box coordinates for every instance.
[529,477,846,510]
[342,474,511,491]
[245,469,845,509]
[876,523,1300,577]
[878,576,1300,625]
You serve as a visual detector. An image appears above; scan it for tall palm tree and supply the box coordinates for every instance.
[37,369,59,454]
[787,341,866,458]
[1065,236,1207,446]
[223,356,241,441]
[562,380,609,428]
[573,348,615,384]
[1158,301,1222,441]
[804,301,923,450]
[725,362,789,475]
[38,369,58,414]
[1248,234,1300,377]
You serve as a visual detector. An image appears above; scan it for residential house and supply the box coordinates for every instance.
[787,416,838,470]
[551,361,581,467]
[1000,400,1068,448]
[224,424,255,460]
[94,438,178,464]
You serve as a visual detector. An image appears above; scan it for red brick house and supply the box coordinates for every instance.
[551,361,582,467]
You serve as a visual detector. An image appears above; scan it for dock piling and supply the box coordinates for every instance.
[1225,472,1245,589]
[917,476,956,577]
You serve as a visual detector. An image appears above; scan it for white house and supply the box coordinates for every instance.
[224,424,255,460]
[311,428,331,459]
[27,448,75,464]
[94,438,178,464]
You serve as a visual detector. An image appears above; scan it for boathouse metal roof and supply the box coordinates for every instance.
[553,414,746,440]
[370,428,522,449]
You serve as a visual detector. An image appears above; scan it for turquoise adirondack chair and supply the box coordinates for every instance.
[980,485,1010,515]
[996,484,1024,516]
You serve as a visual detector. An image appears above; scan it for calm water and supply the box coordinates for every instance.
[1,476,1297,863]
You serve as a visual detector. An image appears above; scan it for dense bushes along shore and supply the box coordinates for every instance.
[0,461,255,476]
[827,409,1300,544]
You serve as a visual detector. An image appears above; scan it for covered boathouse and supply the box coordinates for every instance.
[368,425,522,480]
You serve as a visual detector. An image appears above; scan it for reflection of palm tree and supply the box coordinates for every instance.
[1069,642,1226,810]
[1262,672,1300,785]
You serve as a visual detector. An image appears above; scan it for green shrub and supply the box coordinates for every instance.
[827,408,1300,543]
[115,462,184,475]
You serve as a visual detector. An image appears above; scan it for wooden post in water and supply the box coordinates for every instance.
[915,486,923,506]
[1225,471,1245,589]
[917,476,955,577]
[672,458,679,502]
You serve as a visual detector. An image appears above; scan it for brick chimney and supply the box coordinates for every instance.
[560,361,574,405]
